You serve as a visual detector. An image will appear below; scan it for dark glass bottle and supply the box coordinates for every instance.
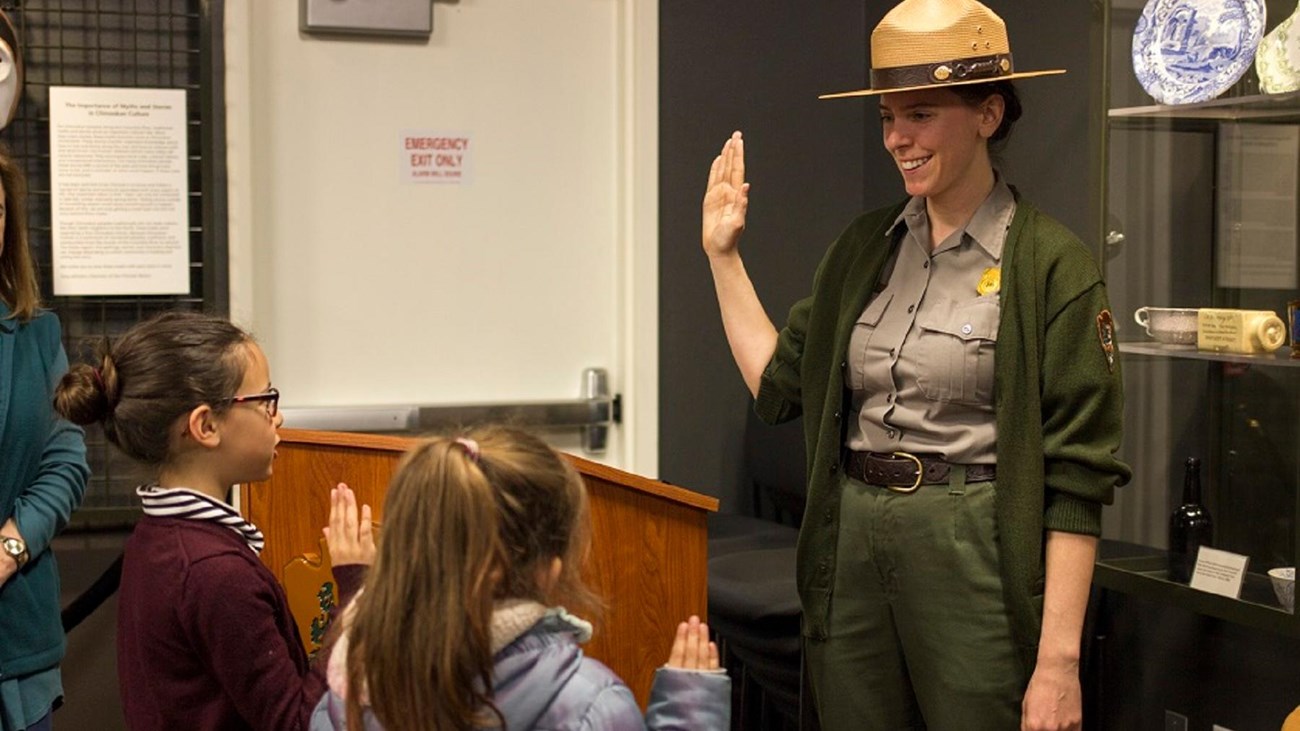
[1168,457,1214,583]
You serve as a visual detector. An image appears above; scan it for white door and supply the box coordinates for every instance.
[223,0,658,473]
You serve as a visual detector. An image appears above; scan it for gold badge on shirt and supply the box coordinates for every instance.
[976,267,1001,296]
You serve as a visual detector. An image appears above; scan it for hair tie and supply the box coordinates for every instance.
[454,437,480,462]
[92,367,105,391]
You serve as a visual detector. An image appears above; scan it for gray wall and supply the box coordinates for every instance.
[658,0,1098,510]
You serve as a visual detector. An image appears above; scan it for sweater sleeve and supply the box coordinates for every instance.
[11,313,89,556]
[1039,278,1133,535]
[182,554,327,731]
[754,293,812,426]
[331,564,366,608]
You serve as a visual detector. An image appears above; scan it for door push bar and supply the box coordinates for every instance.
[279,368,621,454]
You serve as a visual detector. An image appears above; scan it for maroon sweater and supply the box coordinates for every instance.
[116,516,365,731]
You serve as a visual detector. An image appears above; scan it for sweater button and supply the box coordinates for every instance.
[828,462,838,475]
[833,410,841,421]
[839,360,847,370]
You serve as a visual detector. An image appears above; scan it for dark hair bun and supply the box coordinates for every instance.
[54,355,117,425]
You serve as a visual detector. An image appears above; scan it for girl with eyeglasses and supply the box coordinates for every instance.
[53,310,376,731]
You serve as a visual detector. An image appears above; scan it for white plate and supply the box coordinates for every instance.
[1132,0,1266,105]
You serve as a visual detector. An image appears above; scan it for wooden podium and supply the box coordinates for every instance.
[240,429,718,707]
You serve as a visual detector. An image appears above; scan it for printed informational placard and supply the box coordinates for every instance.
[1216,123,1299,290]
[400,130,472,184]
[1189,546,1250,598]
[49,86,190,295]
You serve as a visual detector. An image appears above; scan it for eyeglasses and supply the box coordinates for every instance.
[224,387,279,417]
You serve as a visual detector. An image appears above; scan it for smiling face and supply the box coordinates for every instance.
[879,88,1001,204]
[217,342,283,484]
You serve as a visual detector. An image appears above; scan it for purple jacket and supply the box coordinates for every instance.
[117,517,364,731]
[310,612,731,730]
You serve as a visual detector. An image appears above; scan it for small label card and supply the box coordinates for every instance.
[1189,546,1250,598]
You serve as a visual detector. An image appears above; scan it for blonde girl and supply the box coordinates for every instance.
[54,310,375,731]
[312,426,730,731]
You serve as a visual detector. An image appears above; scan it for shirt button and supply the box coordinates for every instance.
[833,410,841,420]
[828,462,838,475]
[961,323,973,335]
[887,394,894,402]
[889,348,896,357]
[824,507,833,524]
[886,429,896,438]
[840,360,847,370]
[908,304,915,313]
[923,260,930,269]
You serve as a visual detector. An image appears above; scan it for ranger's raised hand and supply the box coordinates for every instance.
[702,131,750,259]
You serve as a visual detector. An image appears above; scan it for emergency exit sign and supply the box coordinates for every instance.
[400,130,473,184]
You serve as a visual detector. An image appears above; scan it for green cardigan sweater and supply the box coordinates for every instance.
[755,196,1132,670]
[0,306,89,681]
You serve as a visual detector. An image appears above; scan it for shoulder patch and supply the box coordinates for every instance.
[1096,309,1116,372]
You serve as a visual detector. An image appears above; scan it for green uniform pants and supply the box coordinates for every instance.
[806,468,1028,730]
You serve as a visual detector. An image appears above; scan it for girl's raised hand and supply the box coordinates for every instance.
[666,615,720,671]
[323,482,376,567]
[701,131,751,259]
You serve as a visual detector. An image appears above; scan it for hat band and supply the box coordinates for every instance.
[870,52,1014,91]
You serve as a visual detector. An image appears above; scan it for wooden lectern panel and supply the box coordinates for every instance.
[242,429,717,708]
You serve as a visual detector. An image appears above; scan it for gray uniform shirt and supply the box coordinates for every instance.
[845,178,1016,463]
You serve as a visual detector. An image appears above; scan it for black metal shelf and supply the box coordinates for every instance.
[1095,540,1296,636]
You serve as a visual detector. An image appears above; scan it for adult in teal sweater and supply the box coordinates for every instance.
[0,149,90,731]
[700,1,1130,729]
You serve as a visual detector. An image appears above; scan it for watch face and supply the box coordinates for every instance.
[2,536,24,559]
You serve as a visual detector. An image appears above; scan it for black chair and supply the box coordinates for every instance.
[707,411,816,731]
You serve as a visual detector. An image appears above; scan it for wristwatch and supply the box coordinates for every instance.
[2,535,29,569]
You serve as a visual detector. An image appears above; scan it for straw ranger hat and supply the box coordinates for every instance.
[820,0,1065,99]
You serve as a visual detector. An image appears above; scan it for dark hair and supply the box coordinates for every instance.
[347,426,599,731]
[950,80,1022,145]
[0,146,39,320]
[53,310,254,465]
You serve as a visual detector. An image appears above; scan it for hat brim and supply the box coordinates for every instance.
[819,69,1066,100]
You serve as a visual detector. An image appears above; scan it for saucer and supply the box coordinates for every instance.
[1132,0,1265,104]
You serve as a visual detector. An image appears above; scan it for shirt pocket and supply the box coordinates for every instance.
[915,296,1000,405]
[846,292,893,392]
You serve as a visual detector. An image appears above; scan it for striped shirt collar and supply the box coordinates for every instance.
[136,485,265,555]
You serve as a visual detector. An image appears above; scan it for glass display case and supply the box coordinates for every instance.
[1093,0,1300,636]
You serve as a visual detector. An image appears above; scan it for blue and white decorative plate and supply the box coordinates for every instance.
[1132,0,1266,105]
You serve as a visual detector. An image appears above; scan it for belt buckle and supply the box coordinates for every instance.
[888,451,924,494]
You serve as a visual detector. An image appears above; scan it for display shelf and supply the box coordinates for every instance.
[1093,0,1300,640]
[1109,90,1300,122]
[1118,341,1300,367]
[1095,540,1296,637]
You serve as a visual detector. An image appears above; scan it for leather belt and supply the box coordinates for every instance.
[845,451,996,493]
